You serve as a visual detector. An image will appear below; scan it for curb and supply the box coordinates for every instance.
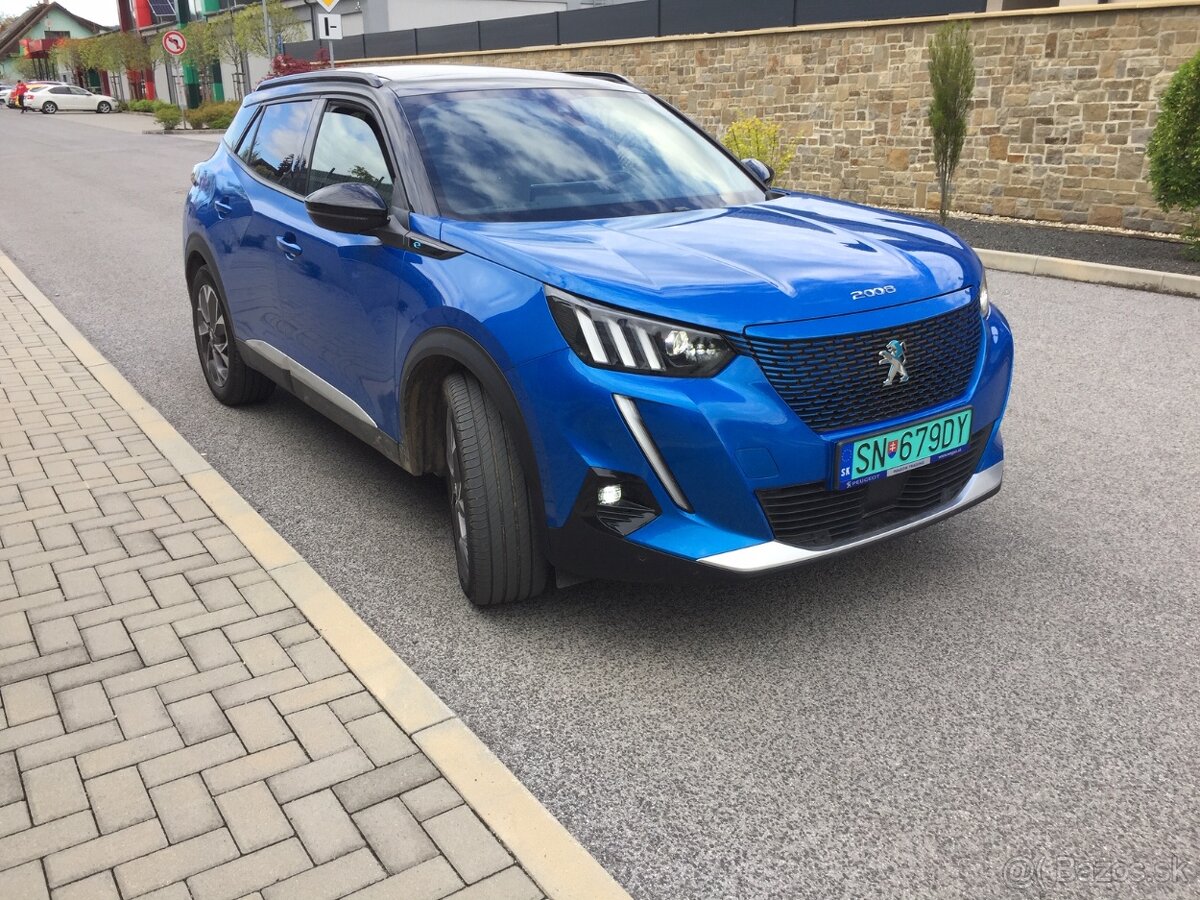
[977,248,1200,298]
[0,252,630,900]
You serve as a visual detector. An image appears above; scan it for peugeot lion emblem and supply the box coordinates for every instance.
[878,339,909,385]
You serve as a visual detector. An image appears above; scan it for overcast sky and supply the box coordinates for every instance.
[1,0,121,28]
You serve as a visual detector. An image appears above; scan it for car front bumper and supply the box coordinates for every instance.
[512,298,1013,582]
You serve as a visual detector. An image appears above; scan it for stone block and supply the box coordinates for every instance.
[22,758,88,825]
[149,773,224,843]
[283,788,363,864]
[215,781,293,853]
[424,806,512,884]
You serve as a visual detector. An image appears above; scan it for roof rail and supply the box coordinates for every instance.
[258,70,389,90]
[564,71,637,87]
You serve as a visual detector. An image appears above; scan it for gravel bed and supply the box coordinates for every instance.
[910,211,1200,277]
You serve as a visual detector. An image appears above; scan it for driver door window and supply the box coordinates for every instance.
[306,103,394,201]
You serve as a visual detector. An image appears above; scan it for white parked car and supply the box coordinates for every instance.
[2,81,66,108]
[27,84,117,114]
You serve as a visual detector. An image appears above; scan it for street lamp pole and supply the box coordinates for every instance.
[261,0,272,62]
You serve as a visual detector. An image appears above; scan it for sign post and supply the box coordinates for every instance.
[161,30,187,129]
[317,13,341,66]
[315,0,341,67]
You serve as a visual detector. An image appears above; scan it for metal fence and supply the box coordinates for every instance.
[286,0,985,62]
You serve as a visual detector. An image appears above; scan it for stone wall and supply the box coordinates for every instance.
[351,1,1200,233]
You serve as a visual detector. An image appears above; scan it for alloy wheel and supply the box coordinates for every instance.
[195,283,230,388]
[445,413,470,579]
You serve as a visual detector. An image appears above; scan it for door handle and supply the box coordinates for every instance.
[276,236,303,259]
[214,199,232,219]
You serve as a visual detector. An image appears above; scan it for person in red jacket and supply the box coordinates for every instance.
[12,80,28,114]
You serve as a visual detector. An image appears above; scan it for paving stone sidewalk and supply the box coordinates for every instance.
[0,270,543,899]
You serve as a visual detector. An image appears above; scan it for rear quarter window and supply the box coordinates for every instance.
[224,103,259,154]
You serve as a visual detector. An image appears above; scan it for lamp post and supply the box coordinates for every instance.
[261,0,271,64]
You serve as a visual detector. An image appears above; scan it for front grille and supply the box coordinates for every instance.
[757,428,990,549]
[730,302,983,433]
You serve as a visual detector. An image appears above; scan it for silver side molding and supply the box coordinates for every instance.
[244,340,377,429]
[613,394,692,512]
[699,459,1004,573]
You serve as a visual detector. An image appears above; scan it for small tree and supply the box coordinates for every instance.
[927,21,975,225]
[181,19,221,102]
[1147,48,1200,257]
[50,38,84,81]
[721,117,795,186]
[234,0,305,59]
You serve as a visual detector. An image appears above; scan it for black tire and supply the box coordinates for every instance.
[41,102,56,114]
[97,101,111,114]
[189,265,274,405]
[442,371,548,606]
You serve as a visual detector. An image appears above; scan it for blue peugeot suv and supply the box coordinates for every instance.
[184,65,1012,606]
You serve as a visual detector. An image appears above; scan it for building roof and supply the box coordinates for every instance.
[0,2,106,60]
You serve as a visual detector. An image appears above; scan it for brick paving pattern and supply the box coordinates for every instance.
[0,271,543,898]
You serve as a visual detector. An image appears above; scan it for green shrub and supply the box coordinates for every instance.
[927,21,975,225]
[185,100,241,129]
[155,105,181,131]
[127,99,173,113]
[1147,47,1200,257]
[721,117,795,186]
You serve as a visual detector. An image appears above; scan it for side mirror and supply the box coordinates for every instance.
[305,182,389,234]
[742,158,775,187]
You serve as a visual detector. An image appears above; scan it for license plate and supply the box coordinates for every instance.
[836,409,973,490]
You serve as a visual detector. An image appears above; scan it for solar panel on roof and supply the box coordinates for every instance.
[147,0,176,18]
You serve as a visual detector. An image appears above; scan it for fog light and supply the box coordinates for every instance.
[597,484,623,506]
[575,469,661,537]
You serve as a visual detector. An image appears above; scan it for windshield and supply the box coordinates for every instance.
[398,87,765,222]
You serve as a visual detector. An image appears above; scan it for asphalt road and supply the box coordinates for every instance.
[2,111,1198,900]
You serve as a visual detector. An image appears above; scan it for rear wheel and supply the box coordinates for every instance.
[97,101,111,114]
[41,102,56,114]
[190,265,274,405]
[442,371,548,606]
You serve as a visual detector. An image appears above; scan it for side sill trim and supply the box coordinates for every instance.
[613,394,692,512]
[244,339,377,429]
[699,460,1004,573]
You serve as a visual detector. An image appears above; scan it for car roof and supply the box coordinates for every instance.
[257,64,637,98]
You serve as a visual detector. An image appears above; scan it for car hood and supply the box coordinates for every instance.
[431,194,982,333]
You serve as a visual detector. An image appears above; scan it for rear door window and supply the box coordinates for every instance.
[238,100,315,194]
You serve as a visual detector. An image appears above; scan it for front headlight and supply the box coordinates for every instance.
[547,287,735,377]
[978,272,991,317]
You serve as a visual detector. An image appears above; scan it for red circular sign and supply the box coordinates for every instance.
[162,30,187,56]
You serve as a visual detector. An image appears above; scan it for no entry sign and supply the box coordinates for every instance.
[162,30,187,57]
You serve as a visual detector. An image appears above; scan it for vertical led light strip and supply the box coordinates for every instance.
[613,395,692,512]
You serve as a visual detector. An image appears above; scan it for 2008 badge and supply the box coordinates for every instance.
[850,284,897,300]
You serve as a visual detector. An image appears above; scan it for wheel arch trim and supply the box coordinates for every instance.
[399,327,548,549]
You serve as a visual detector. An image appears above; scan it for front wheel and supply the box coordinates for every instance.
[97,101,111,114]
[41,102,56,114]
[442,372,548,606]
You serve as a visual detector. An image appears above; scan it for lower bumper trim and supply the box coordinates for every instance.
[698,460,1004,573]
